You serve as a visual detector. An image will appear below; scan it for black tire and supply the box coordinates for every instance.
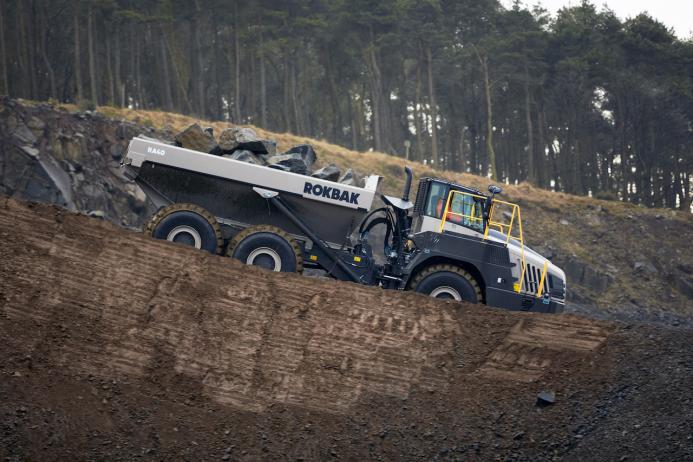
[409,264,482,303]
[145,203,223,255]
[227,225,303,273]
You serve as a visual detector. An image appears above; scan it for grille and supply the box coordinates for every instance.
[413,180,429,214]
[523,263,550,296]
[487,246,509,265]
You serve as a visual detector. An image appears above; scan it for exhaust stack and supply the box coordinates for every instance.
[402,166,413,202]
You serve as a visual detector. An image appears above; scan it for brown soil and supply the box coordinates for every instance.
[0,197,691,461]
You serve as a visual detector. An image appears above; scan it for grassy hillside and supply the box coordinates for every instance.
[24,100,693,322]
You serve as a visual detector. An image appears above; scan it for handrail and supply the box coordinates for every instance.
[438,190,487,233]
[537,260,549,297]
[437,189,529,295]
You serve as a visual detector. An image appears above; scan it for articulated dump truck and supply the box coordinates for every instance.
[122,136,566,313]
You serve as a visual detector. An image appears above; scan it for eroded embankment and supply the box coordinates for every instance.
[0,197,690,461]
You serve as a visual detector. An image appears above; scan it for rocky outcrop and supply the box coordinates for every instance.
[0,101,362,230]
[560,256,614,294]
[0,97,156,227]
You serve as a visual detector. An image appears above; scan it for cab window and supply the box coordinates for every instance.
[424,182,484,232]
[447,193,484,232]
[424,182,448,218]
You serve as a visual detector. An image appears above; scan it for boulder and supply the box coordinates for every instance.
[219,127,276,155]
[311,164,341,182]
[536,391,555,407]
[633,261,657,274]
[175,123,220,154]
[267,164,291,172]
[283,144,316,168]
[218,127,258,150]
[245,139,276,155]
[265,153,309,175]
[221,149,265,166]
[339,168,355,186]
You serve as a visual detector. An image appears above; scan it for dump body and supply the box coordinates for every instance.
[124,137,380,245]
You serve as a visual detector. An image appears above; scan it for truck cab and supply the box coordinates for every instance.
[384,176,566,313]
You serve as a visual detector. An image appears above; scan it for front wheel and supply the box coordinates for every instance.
[410,264,482,303]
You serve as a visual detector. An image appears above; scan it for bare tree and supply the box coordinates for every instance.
[73,0,83,103]
[0,0,8,94]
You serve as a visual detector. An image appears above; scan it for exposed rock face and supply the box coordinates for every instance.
[0,98,330,224]
[311,164,341,181]
[559,256,614,295]
[675,275,693,299]
[0,97,155,227]
[175,123,220,154]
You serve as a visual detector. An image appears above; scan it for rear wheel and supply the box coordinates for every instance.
[409,264,482,303]
[145,203,223,255]
[227,225,303,273]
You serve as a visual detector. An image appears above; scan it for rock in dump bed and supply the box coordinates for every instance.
[174,123,351,182]
[0,197,691,461]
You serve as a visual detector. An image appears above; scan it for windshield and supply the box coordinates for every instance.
[448,193,484,232]
[424,182,485,233]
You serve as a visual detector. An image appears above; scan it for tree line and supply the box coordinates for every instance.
[1,0,691,210]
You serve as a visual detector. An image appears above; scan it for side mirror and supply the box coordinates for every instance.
[488,185,502,195]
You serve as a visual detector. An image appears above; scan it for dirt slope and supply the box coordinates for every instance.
[1,197,691,461]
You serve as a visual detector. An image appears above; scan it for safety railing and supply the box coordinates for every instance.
[438,189,548,296]
[438,190,486,232]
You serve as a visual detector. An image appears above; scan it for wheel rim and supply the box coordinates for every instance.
[430,286,462,301]
[167,225,202,248]
[247,247,282,271]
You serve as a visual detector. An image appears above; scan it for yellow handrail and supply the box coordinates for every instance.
[438,190,487,234]
[537,260,549,297]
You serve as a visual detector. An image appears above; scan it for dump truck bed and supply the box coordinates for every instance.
[123,137,381,245]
